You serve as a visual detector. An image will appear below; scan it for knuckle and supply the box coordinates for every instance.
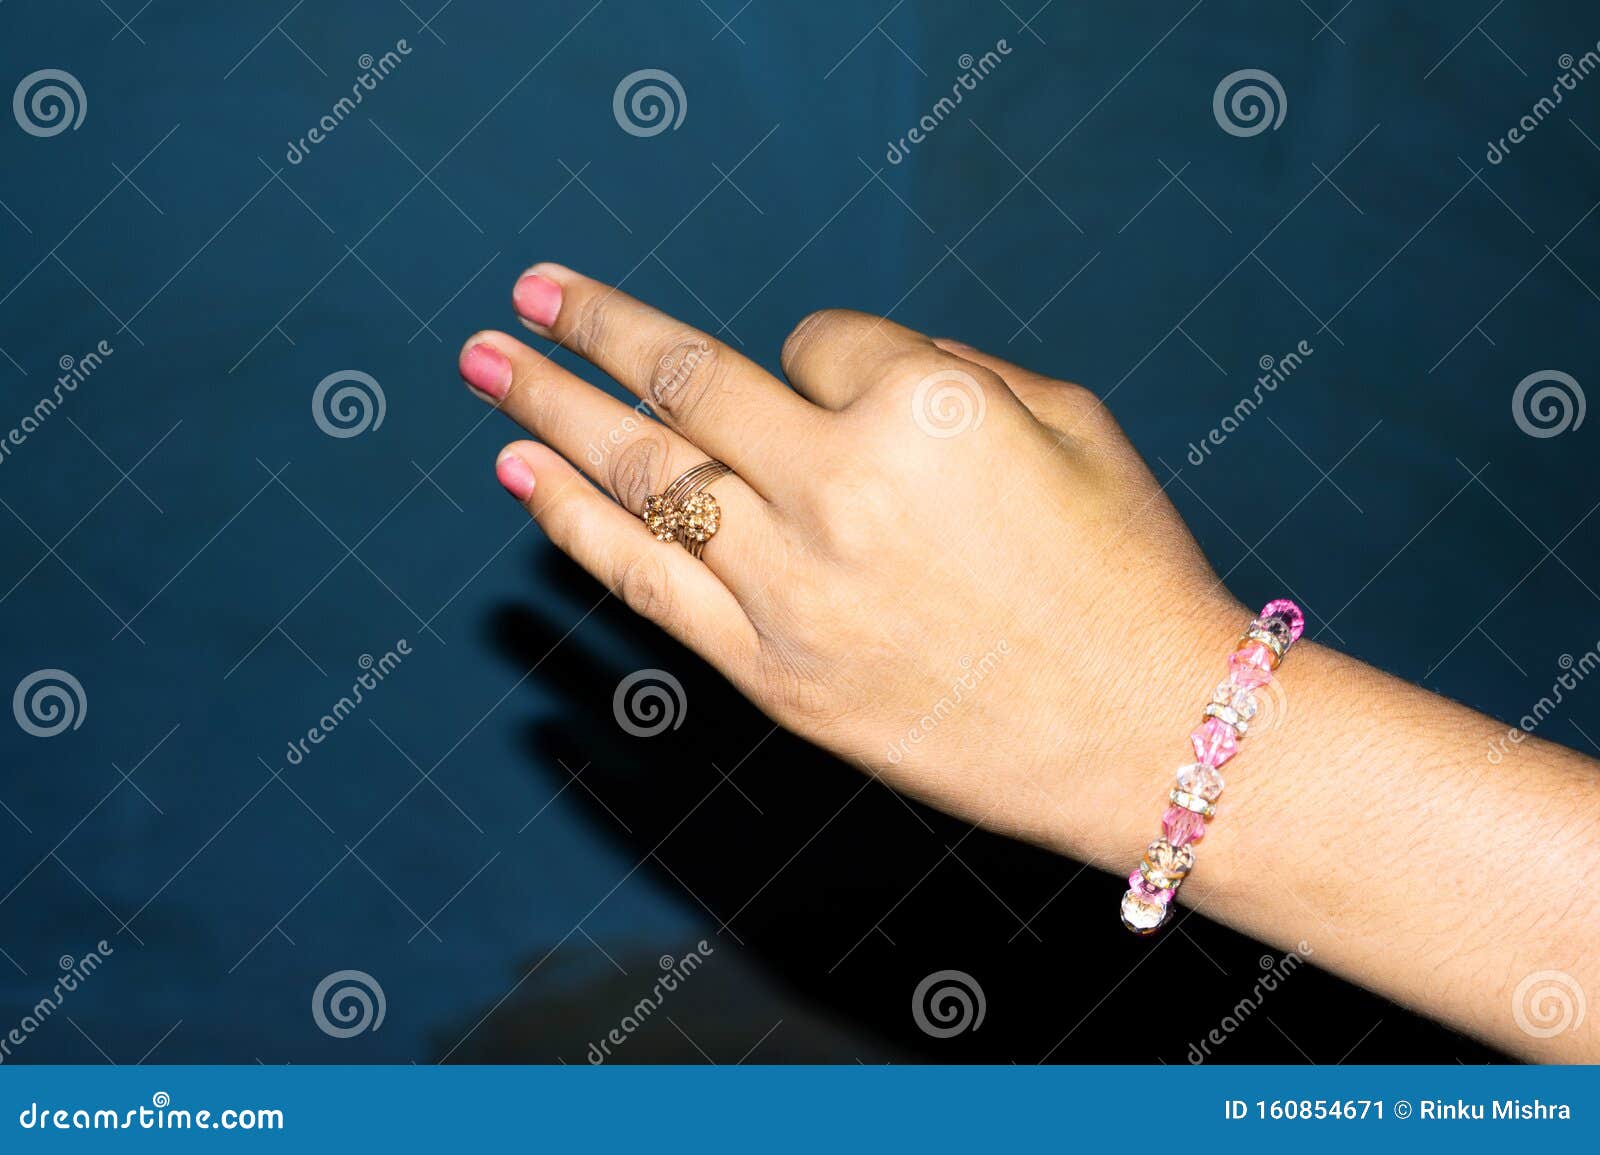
[565,293,614,360]
[541,488,598,548]
[780,308,849,374]
[613,551,674,622]
[644,332,724,425]
[880,349,972,394]
[607,432,668,513]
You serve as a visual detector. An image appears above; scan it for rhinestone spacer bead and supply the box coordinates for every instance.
[1241,625,1287,662]
[1202,702,1248,735]
[1169,788,1215,817]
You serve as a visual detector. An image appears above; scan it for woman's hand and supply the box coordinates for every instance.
[462,263,1600,1061]
[459,263,1241,866]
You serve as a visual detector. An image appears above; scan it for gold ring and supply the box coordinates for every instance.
[642,460,732,559]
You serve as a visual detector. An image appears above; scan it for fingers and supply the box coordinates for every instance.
[460,331,786,597]
[780,309,943,409]
[510,263,824,490]
[495,440,759,669]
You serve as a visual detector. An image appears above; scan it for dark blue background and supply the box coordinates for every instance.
[1,0,1595,1063]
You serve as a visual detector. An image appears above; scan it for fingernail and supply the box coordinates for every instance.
[496,450,536,501]
[513,274,563,327]
[935,338,975,352]
[460,343,512,400]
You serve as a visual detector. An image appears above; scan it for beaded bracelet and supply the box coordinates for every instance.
[1119,598,1305,935]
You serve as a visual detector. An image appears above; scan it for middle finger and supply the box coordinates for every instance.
[510,262,825,493]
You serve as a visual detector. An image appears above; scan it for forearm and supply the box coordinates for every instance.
[1079,610,1600,1061]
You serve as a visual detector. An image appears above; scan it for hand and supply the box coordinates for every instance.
[462,265,1600,1061]
[459,263,1242,866]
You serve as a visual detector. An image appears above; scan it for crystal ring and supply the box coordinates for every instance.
[642,460,733,560]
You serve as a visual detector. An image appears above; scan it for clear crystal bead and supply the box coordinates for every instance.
[1176,762,1225,801]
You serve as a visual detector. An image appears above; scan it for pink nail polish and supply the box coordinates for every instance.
[513,274,563,327]
[496,452,537,501]
[460,343,512,400]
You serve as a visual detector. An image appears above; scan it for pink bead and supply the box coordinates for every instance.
[1259,598,1305,644]
[1163,805,1207,846]
[1190,717,1238,766]
[1228,644,1275,687]
[1128,868,1173,904]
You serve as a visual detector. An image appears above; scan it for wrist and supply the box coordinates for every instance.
[1031,589,1255,870]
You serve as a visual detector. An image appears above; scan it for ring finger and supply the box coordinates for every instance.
[459,331,785,596]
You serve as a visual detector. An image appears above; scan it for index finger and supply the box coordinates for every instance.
[511,263,825,491]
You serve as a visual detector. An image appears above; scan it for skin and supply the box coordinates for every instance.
[459,263,1600,1063]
